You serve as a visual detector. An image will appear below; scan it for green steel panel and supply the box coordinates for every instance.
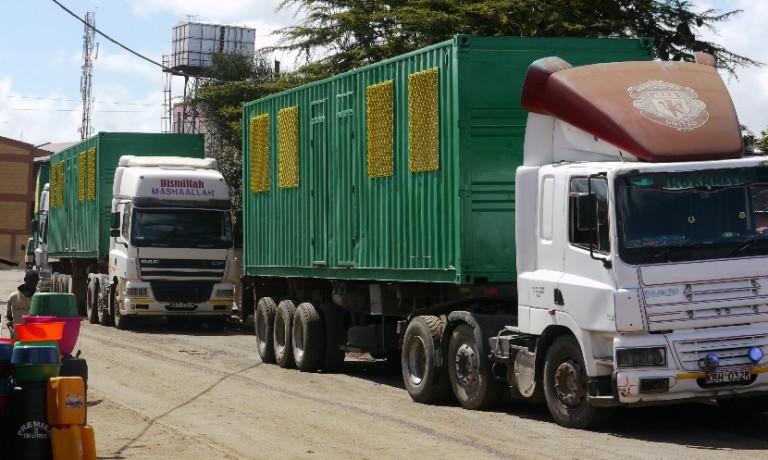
[48,132,205,260]
[242,35,653,285]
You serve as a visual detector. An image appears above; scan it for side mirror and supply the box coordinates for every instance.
[110,228,120,237]
[31,219,38,233]
[110,212,120,230]
[574,194,597,231]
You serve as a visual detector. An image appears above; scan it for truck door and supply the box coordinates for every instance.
[336,90,358,267]
[310,99,328,266]
[559,174,616,331]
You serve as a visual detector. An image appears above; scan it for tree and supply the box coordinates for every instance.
[742,125,768,154]
[273,0,760,79]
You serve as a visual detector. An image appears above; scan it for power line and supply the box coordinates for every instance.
[50,0,187,76]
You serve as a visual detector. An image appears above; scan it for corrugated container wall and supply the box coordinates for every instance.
[48,132,205,259]
[242,36,653,285]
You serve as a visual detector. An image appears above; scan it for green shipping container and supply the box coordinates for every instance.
[242,35,652,284]
[48,132,205,259]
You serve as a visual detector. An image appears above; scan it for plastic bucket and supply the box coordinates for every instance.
[11,344,60,365]
[23,316,81,355]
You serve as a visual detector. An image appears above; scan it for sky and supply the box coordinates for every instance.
[0,0,766,147]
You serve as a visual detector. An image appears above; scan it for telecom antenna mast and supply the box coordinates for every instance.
[79,11,97,140]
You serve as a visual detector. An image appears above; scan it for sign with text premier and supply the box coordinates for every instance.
[152,179,216,197]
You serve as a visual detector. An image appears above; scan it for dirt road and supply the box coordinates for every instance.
[2,268,767,459]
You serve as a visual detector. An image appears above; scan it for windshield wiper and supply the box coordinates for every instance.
[642,245,694,263]
[731,236,768,256]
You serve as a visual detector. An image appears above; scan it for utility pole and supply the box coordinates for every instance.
[80,11,97,140]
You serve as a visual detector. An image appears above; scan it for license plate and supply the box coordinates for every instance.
[166,302,196,311]
[705,369,752,385]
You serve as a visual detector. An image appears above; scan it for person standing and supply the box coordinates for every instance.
[5,270,39,338]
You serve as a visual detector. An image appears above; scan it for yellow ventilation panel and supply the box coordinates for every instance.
[87,148,96,201]
[278,106,299,189]
[408,67,439,173]
[78,152,86,202]
[366,80,394,178]
[249,114,270,193]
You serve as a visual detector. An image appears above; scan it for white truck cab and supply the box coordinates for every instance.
[102,155,235,329]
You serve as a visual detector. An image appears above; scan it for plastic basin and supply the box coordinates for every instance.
[14,322,64,342]
[11,344,60,365]
[23,316,81,355]
[29,292,79,316]
[11,363,61,383]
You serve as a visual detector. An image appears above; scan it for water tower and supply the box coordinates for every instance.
[162,20,256,134]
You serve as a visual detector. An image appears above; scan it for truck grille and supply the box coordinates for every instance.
[674,334,768,371]
[643,277,768,331]
[150,281,214,303]
[138,258,225,281]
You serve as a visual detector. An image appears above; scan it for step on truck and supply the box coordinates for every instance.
[34,132,236,330]
[240,35,768,428]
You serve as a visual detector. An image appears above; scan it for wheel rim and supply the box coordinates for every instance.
[554,358,586,407]
[453,343,480,391]
[405,336,427,385]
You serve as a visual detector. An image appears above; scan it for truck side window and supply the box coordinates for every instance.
[121,204,131,239]
[569,177,610,253]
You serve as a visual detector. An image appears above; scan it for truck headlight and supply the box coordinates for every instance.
[616,347,667,368]
[215,289,234,299]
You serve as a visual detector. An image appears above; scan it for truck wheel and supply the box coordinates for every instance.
[113,302,131,330]
[274,299,297,368]
[207,315,226,331]
[97,288,113,327]
[255,297,277,364]
[319,303,345,372]
[86,281,99,324]
[293,302,323,372]
[401,316,450,404]
[447,323,503,410]
[543,335,612,429]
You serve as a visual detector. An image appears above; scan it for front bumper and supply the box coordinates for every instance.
[122,281,234,317]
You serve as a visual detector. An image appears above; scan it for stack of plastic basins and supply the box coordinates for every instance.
[23,293,89,421]
[48,376,96,460]
[8,337,62,460]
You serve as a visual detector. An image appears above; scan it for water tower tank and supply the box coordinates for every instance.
[171,21,256,74]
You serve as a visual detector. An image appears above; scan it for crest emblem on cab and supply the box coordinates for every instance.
[628,80,709,131]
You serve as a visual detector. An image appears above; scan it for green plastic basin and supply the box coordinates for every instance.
[29,293,79,317]
[11,363,61,383]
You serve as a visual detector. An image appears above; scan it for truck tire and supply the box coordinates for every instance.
[401,316,450,404]
[293,302,323,372]
[543,335,612,429]
[113,302,131,330]
[98,287,113,327]
[319,303,345,372]
[274,299,297,368]
[86,281,99,324]
[255,297,277,364]
[447,323,503,410]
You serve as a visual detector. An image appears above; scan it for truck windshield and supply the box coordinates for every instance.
[616,167,768,264]
[130,208,233,249]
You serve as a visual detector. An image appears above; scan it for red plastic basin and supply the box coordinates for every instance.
[13,322,64,342]
[22,316,82,355]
